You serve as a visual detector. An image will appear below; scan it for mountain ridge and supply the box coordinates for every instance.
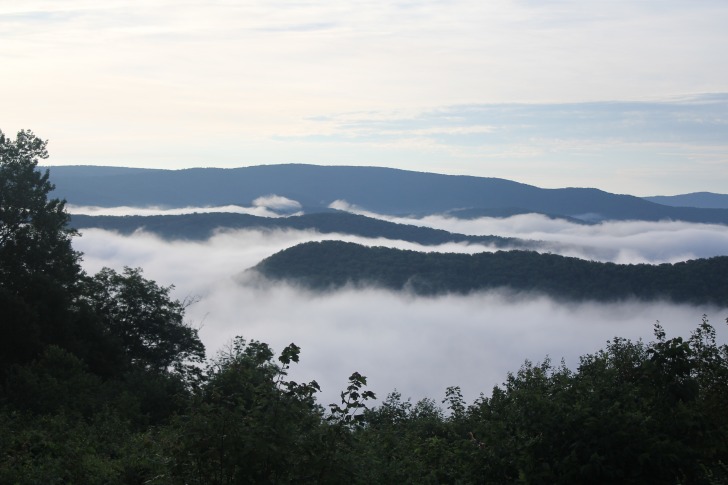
[46,164,728,224]
[644,192,728,209]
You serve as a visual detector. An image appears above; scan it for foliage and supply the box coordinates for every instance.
[458,318,728,484]
[0,129,209,482]
[0,129,82,371]
[0,408,172,485]
[328,371,376,426]
[0,129,80,289]
[167,338,329,484]
[82,266,205,379]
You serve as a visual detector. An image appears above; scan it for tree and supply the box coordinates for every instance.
[83,266,205,379]
[0,130,81,371]
[0,129,79,290]
[168,338,325,484]
[461,319,728,484]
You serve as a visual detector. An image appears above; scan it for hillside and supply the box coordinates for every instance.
[48,164,728,224]
[251,240,728,306]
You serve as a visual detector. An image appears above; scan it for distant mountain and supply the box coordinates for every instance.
[68,211,539,248]
[643,192,728,209]
[251,240,728,306]
[47,164,728,224]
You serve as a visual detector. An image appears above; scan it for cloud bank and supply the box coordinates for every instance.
[331,202,728,264]
[68,194,303,217]
[73,219,728,406]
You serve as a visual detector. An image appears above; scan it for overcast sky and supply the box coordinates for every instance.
[3,0,728,195]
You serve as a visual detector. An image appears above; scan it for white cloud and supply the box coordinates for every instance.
[328,200,360,212]
[331,205,728,263]
[252,194,303,211]
[67,204,284,218]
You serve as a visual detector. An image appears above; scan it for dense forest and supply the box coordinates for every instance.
[3,130,728,483]
[253,240,728,306]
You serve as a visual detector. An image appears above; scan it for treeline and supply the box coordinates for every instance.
[254,240,728,306]
[3,130,728,483]
[69,211,532,248]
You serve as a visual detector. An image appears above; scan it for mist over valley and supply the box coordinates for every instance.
[70,192,728,405]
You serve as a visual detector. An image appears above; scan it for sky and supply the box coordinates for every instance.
[72,210,728,406]
[3,0,728,195]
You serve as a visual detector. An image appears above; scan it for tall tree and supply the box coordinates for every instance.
[0,129,79,289]
[0,130,81,370]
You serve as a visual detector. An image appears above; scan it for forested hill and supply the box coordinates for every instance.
[48,164,728,224]
[69,211,539,248]
[252,241,728,306]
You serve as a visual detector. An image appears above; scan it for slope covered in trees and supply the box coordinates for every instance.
[253,240,728,306]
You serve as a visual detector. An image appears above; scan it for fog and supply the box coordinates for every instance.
[331,201,728,264]
[67,197,302,218]
[73,214,728,407]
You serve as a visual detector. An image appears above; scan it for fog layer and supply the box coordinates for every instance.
[73,220,728,406]
[331,202,728,263]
